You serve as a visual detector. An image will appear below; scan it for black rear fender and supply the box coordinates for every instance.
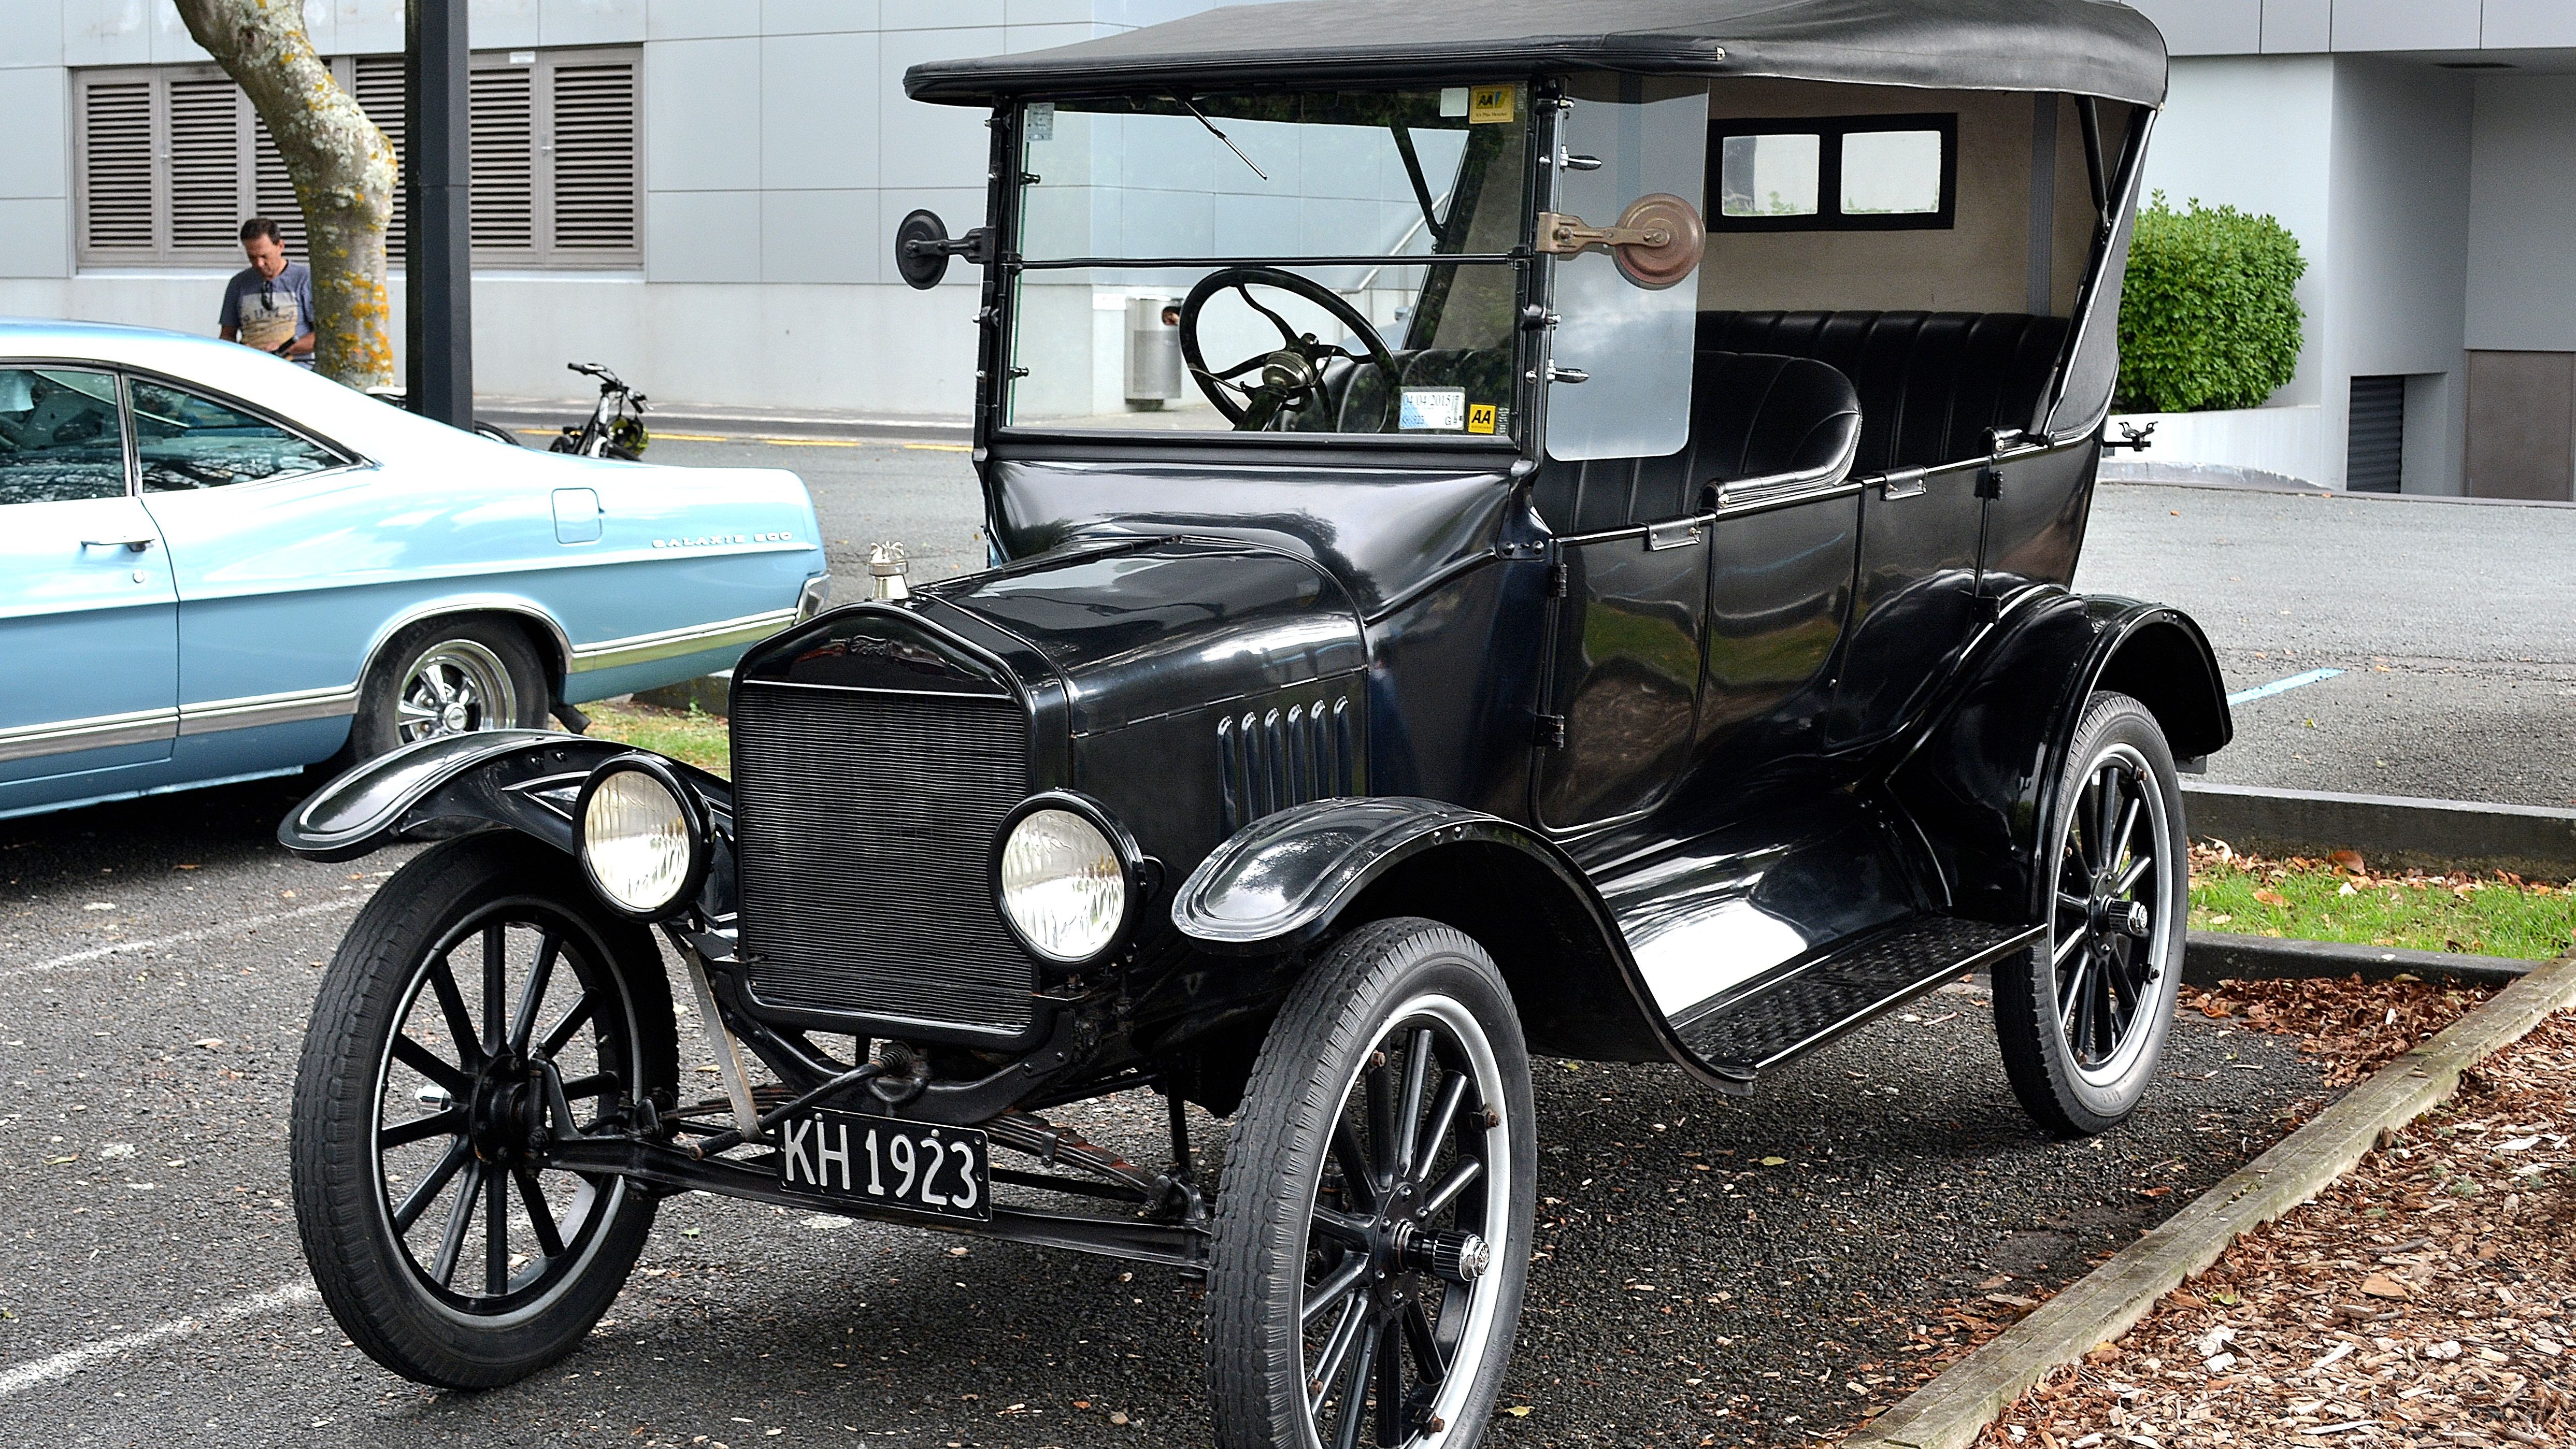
[277,729,734,889]
[1885,592,2232,925]
[1169,797,1730,1084]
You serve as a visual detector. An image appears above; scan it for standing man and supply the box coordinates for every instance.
[218,218,316,366]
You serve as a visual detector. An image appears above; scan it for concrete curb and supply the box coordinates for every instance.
[1841,948,2576,1449]
[2184,781,2576,882]
[2183,931,2534,989]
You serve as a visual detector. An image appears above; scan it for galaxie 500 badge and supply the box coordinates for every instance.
[651,530,798,549]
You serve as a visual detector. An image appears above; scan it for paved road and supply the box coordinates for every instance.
[659,436,2576,808]
[0,774,2326,1446]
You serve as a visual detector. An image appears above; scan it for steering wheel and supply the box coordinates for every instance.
[1177,267,1404,432]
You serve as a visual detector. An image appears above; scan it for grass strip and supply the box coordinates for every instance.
[2189,844,2574,963]
[582,699,731,774]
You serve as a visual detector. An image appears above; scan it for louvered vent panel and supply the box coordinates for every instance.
[251,117,309,257]
[549,62,636,253]
[81,81,155,251]
[1218,693,1360,833]
[351,55,407,265]
[468,65,533,252]
[167,78,243,252]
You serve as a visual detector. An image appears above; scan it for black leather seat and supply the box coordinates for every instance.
[1697,311,2069,474]
[1533,351,1861,534]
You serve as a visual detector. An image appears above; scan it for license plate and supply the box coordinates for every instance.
[776,1108,991,1222]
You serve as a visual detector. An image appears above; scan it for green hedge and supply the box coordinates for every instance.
[2116,193,2308,414]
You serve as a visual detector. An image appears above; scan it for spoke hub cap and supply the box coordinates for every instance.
[465,1050,545,1166]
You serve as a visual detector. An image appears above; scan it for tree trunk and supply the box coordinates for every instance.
[174,0,397,389]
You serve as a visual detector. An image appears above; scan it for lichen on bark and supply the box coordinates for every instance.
[175,0,398,390]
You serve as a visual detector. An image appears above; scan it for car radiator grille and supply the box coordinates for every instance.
[731,684,1035,1038]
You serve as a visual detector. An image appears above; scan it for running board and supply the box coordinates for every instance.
[1672,917,2041,1088]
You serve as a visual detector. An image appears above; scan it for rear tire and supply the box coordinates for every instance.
[1994,691,2188,1137]
[290,835,676,1388]
[1207,917,1536,1449]
[340,616,553,768]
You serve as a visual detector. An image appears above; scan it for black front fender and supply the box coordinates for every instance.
[277,729,734,865]
[1170,796,1742,1088]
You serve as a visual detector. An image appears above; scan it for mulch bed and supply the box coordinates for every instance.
[2184,976,2498,1087]
[1970,1011,2576,1448]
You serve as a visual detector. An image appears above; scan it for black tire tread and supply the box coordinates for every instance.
[1993,691,2185,1139]
[290,834,668,1389]
[1206,916,1532,1449]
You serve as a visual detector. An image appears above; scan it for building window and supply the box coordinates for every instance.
[73,49,640,270]
[1711,114,1957,232]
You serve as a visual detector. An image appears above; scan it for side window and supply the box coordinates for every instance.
[130,378,344,491]
[1712,114,1957,232]
[0,367,128,505]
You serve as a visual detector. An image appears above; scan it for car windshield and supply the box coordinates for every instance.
[1006,85,1530,440]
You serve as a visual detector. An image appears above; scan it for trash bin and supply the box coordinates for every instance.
[1126,297,1184,410]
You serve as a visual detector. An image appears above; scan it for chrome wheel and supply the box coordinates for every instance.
[371,898,638,1320]
[397,639,519,744]
[1299,995,1512,1449]
[2047,741,2174,1086]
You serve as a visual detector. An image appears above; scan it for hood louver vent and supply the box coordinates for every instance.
[1218,692,1361,833]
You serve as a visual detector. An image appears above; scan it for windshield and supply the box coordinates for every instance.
[1005,85,1530,440]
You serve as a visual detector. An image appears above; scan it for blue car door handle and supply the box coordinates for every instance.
[82,535,158,552]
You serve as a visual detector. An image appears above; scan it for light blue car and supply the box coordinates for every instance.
[0,318,827,821]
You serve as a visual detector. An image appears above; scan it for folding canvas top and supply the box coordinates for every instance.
[905,0,2169,109]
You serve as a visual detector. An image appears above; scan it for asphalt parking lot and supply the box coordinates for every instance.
[661,436,2576,809]
[1,771,2329,1446]
[1,442,2538,1445]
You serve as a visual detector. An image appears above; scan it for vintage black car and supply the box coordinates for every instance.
[280,3,2225,1444]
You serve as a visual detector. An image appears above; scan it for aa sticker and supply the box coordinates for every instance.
[1469,86,1515,125]
[1467,403,1498,435]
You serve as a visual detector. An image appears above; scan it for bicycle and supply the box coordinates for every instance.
[548,361,651,460]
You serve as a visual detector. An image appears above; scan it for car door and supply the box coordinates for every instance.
[125,373,362,758]
[0,365,179,801]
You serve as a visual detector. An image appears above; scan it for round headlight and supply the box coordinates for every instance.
[998,806,1129,964]
[579,762,704,919]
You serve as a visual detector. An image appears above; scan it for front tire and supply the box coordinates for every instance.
[290,835,677,1388]
[1995,691,2189,1137]
[1208,918,1536,1449]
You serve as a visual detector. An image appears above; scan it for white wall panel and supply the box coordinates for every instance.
[2465,76,2576,353]
[645,36,759,192]
[333,0,407,55]
[542,0,648,47]
[880,2,1007,28]
[762,31,879,190]
[645,188,760,281]
[0,199,70,278]
[761,189,878,284]
[468,0,543,50]
[767,0,882,33]
[877,27,1003,190]
[2481,0,2576,50]
[647,0,756,41]
[60,0,150,67]
[2125,0,2261,55]
[2260,0,2331,52]
[2327,0,2480,52]
[0,5,64,68]
[0,68,67,200]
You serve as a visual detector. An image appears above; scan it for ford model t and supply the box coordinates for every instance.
[282,3,2225,1443]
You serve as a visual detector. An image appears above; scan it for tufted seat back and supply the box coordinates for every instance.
[1533,350,1860,534]
[1696,311,2069,474]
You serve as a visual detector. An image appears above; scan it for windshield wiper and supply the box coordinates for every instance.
[1174,95,1269,182]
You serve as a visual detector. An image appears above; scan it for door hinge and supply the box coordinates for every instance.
[1545,561,1569,598]
[1972,592,2003,624]
[1975,467,2003,501]
[1534,713,1568,750]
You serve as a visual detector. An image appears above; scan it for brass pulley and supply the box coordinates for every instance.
[1535,193,1707,290]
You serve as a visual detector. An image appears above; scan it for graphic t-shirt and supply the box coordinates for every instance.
[220,262,316,365]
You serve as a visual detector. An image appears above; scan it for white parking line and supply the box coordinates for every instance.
[1,897,369,983]
[0,1280,319,1400]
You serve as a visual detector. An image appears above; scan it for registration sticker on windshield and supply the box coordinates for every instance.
[1400,389,1467,432]
[1469,86,1515,124]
